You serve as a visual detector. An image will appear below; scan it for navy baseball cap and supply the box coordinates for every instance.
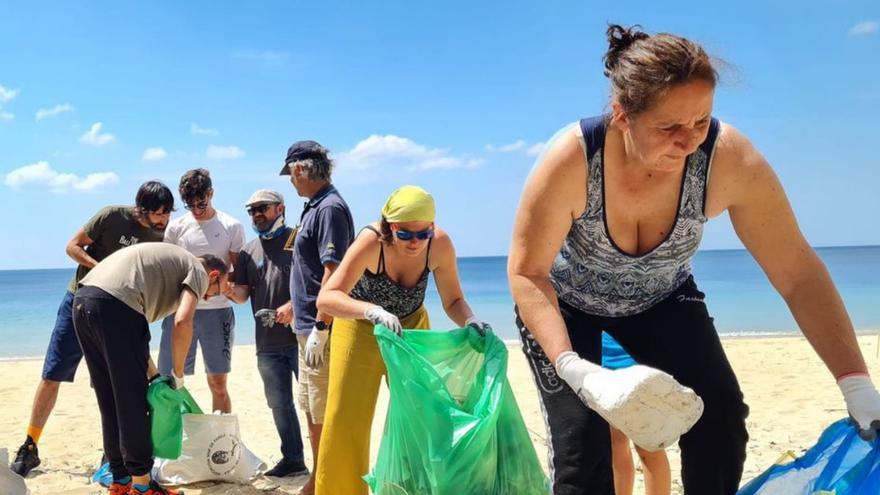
[279,140,328,175]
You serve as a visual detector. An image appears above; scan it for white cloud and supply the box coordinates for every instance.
[337,134,484,173]
[79,122,115,146]
[0,84,18,121]
[485,139,546,157]
[142,147,168,161]
[409,156,485,172]
[4,161,119,193]
[231,49,289,68]
[526,142,547,157]
[850,21,879,36]
[206,145,245,160]
[0,84,18,104]
[191,123,219,136]
[485,140,527,153]
[35,103,74,121]
[73,172,119,191]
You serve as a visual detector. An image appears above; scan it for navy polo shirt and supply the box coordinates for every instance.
[290,185,355,334]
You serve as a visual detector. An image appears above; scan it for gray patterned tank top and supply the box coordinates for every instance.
[349,226,431,319]
[550,115,720,317]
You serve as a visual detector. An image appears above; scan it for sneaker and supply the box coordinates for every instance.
[129,480,184,494]
[10,436,41,477]
[108,481,131,495]
[264,458,309,478]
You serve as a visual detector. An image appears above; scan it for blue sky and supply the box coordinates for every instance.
[0,1,878,270]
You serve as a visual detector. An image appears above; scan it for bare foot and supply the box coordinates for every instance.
[299,475,316,495]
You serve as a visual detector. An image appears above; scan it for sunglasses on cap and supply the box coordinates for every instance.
[246,203,277,216]
[394,228,434,241]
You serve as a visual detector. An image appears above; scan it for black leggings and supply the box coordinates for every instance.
[516,277,749,495]
[73,286,153,478]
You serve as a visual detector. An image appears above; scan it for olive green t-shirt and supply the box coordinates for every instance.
[67,206,164,292]
[79,243,210,323]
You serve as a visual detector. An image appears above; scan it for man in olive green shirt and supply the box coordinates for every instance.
[10,181,174,478]
[75,242,228,495]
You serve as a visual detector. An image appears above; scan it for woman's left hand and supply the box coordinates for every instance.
[465,316,492,336]
[839,374,880,440]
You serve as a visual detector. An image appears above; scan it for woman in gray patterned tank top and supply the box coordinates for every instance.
[508,24,880,495]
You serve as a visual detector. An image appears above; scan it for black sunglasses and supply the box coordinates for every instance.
[137,206,173,216]
[184,200,209,211]
[246,203,277,216]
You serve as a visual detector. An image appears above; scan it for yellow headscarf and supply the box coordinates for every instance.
[381,185,436,223]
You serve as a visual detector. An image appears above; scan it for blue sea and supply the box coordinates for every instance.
[1,246,879,359]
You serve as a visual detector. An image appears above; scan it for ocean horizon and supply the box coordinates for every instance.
[1,245,879,359]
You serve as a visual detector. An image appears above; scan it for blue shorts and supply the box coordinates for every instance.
[158,307,235,375]
[41,291,84,382]
[601,332,636,370]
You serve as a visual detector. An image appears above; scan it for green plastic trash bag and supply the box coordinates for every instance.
[365,326,549,495]
[147,376,203,460]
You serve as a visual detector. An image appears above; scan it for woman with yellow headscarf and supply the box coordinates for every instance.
[313,185,491,495]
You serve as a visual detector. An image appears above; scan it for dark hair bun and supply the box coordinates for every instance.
[603,24,650,77]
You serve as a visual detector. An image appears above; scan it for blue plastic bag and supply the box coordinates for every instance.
[91,461,112,487]
[738,418,880,494]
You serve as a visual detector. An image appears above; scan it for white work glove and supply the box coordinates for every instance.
[838,374,880,440]
[465,316,492,336]
[171,372,185,390]
[305,326,330,369]
[555,351,605,405]
[555,351,704,451]
[365,306,402,335]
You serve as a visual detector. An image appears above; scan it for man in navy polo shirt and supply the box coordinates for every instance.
[280,140,354,492]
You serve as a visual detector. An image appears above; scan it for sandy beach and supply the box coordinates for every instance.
[2,334,878,495]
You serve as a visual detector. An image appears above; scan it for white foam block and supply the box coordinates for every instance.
[581,365,704,451]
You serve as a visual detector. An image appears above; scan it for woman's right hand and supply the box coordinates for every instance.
[365,306,403,335]
[555,351,604,404]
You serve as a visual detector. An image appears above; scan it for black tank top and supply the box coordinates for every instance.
[349,226,432,319]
